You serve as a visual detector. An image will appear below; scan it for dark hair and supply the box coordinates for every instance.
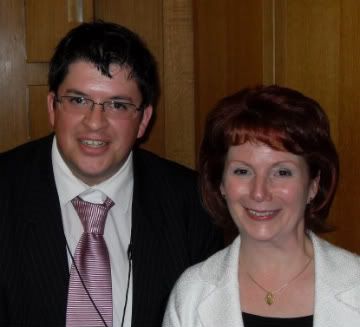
[199,85,339,233]
[48,20,160,109]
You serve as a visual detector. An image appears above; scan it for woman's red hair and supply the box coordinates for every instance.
[199,85,339,233]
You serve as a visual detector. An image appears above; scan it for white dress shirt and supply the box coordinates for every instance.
[52,137,133,327]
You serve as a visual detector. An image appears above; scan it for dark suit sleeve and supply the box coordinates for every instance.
[0,136,68,327]
[131,149,224,327]
[149,155,224,265]
[184,176,224,264]
[178,174,224,265]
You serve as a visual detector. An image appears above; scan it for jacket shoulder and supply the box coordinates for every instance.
[0,136,53,190]
[312,233,360,288]
[134,148,197,175]
[312,234,360,264]
[133,148,199,192]
[0,136,53,168]
[163,239,239,326]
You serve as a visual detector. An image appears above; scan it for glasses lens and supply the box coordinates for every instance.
[104,101,138,119]
[58,96,140,119]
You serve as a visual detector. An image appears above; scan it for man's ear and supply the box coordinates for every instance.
[47,92,56,128]
[137,105,153,139]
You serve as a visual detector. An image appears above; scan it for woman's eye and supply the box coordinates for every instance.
[233,168,250,176]
[276,168,292,177]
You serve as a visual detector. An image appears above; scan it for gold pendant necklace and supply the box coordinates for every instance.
[247,257,313,306]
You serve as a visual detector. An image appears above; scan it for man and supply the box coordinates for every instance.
[0,21,222,327]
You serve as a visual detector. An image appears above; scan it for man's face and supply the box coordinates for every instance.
[47,61,152,185]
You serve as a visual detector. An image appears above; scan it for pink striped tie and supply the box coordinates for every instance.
[66,196,114,327]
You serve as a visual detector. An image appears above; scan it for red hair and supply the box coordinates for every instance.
[199,85,339,233]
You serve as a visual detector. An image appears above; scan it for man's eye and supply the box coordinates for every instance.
[69,97,87,105]
[111,102,129,110]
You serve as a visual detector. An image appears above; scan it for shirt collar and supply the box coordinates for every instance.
[52,136,133,211]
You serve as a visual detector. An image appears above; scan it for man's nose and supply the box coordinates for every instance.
[83,104,108,129]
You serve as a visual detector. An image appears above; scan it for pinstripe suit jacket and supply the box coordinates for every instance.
[0,135,222,327]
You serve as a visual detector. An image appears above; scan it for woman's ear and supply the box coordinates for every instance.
[308,174,320,204]
[220,183,226,198]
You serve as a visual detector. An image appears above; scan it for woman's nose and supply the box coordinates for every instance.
[250,175,272,202]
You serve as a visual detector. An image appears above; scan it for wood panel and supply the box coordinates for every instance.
[25,0,94,62]
[163,0,195,167]
[28,85,52,140]
[95,0,195,168]
[193,0,264,160]
[94,0,166,160]
[23,0,95,148]
[27,64,51,140]
[272,0,340,143]
[0,0,28,151]
[193,0,228,157]
[194,0,360,253]
[266,0,360,253]
[336,0,360,252]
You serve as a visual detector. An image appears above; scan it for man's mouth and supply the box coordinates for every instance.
[80,139,107,147]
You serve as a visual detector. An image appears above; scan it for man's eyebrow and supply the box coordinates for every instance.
[63,90,135,103]
[109,96,134,102]
[63,89,88,96]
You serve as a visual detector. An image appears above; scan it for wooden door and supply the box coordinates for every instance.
[95,0,196,167]
[26,0,94,142]
[193,1,265,156]
[0,0,94,151]
[193,0,360,253]
[0,1,28,151]
[0,0,195,168]
[267,0,360,253]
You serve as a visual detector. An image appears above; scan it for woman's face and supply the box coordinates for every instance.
[220,142,319,243]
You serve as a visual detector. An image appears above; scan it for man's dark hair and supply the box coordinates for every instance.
[48,20,160,109]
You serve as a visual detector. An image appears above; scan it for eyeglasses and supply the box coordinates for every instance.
[55,95,143,119]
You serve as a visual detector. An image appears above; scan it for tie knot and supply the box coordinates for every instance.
[72,196,114,234]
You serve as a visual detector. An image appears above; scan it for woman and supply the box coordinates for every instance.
[163,85,360,326]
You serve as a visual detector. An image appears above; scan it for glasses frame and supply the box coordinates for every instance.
[54,95,143,119]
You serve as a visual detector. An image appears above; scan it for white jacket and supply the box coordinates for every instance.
[163,233,360,326]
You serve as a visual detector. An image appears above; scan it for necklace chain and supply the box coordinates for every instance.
[247,257,313,306]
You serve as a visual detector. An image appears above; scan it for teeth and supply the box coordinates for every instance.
[81,140,106,147]
[248,209,275,217]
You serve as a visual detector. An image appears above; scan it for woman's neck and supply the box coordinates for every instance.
[239,232,313,276]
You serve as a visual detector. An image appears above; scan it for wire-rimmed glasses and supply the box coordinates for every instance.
[55,95,143,119]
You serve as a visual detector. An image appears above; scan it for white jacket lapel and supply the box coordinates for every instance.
[198,282,243,327]
[197,236,244,327]
[311,233,360,326]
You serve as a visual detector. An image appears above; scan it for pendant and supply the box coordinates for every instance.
[265,292,274,305]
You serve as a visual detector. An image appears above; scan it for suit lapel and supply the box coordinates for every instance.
[19,136,69,323]
[130,149,201,326]
[130,150,168,326]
